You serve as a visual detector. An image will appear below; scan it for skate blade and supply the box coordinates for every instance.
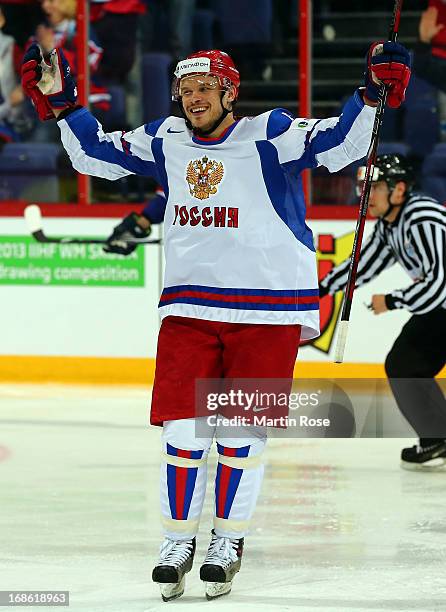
[205,581,232,600]
[159,576,186,602]
[401,457,446,472]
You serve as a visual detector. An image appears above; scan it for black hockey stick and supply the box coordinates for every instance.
[24,204,162,246]
[334,0,404,363]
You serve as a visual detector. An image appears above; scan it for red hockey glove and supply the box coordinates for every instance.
[21,43,78,121]
[21,44,54,120]
[364,41,411,108]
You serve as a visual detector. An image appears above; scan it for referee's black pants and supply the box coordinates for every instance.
[385,308,446,439]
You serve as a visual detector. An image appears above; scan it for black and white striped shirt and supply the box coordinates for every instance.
[320,194,446,314]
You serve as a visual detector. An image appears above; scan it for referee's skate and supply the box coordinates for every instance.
[401,440,446,471]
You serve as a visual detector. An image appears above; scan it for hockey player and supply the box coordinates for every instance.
[21,43,411,600]
[320,154,446,470]
[103,185,167,255]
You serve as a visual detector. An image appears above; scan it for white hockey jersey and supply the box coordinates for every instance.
[59,91,374,339]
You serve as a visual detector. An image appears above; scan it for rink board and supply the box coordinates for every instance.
[0,215,439,382]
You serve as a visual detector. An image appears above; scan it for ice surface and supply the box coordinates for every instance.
[0,384,445,612]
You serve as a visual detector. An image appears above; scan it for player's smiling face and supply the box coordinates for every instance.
[180,75,234,131]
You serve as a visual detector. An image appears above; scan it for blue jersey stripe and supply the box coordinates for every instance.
[161,284,319,297]
[309,90,364,157]
[145,117,168,137]
[266,108,294,140]
[65,108,157,175]
[192,120,240,145]
[255,140,316,252]
[142,192,167,224]
[281,91,365,175]
[151,137,169,199]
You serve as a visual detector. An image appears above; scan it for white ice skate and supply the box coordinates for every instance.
[200,530,244,600]
[152,537,195,602]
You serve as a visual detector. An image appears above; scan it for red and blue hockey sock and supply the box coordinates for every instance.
[213,438,266,538]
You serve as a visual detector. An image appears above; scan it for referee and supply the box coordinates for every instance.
[320,154,446,469]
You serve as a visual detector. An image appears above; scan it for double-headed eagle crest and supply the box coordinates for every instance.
[186,156,224,200]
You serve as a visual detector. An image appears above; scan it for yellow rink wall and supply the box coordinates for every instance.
[1,356,444,385]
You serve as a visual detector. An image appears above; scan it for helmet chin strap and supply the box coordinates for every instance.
[179,92,232,137]
[381,185,406,220]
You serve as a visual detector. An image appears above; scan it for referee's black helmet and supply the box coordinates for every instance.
[357,154,415,194]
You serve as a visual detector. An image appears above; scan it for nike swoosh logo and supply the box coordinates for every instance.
[167,128,184,134]
[427,450,446,459]
[252,406,269,413]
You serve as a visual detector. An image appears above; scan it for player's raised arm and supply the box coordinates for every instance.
[271,42,411,173]
[21,43,158,180]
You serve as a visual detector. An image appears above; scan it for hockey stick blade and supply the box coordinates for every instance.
[24,204,43,233]
[24,205,162,245]
[334,320,349,364]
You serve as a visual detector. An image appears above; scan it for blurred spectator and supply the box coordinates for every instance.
[0,5,34,143]
[413,4,446,93]
[413,3,446,145]
[169,0,196,60]
[427,0,446,58]
[212,0,272,80]
[24,0,114,141]
[313,0,421,9]
[272,0,295,57]
[31,0,111,113]
[139,0,196,61]
[0,2,44,49]
[91,0,147,83]
[38,0,101,71]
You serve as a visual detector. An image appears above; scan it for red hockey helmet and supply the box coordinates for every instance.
[172,50,240,102]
